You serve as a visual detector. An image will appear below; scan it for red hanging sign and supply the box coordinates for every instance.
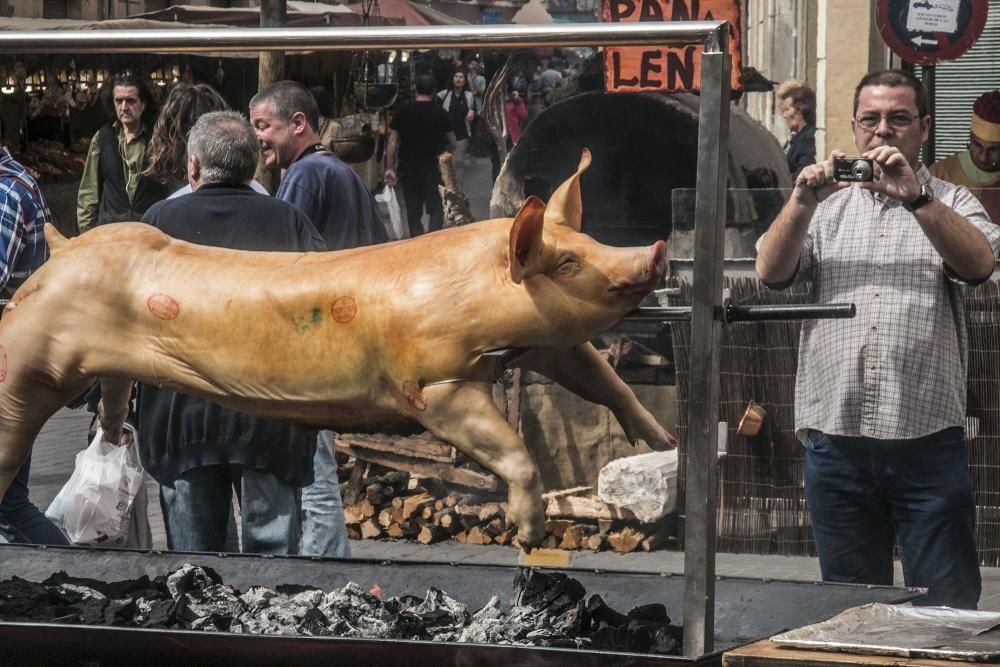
[602,0,743,94]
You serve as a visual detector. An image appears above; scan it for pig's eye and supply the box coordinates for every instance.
[553,255,581,276]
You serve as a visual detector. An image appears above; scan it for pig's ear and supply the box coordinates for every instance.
[509,196,547,284]
[543,147,591,232]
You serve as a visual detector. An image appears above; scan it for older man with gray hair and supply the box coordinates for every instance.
[137,110,327,554]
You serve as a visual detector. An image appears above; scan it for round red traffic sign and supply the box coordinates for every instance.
[876,0,987,65]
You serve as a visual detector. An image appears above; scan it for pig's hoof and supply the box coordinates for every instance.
[515,524,544,550]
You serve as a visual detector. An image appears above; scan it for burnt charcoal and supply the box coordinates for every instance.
[628,603,670,625]
[650,626,679,655]
[239,589,332,636]
[411,588,470,640]
[239,585,277,613]
[586,594,630,627]
[44,572,157,600]
[381,593,423,616]
[136,598,175,627]
[175,582,245,631]
[104,597,138,625]
[165,564,224,601]
[457,596,507,644]
[511,568,585,617]
[53,583,108,624]
[0,577,62,621]
[551,599,586,637]
[1,563,683,656]
[275,583,322,596]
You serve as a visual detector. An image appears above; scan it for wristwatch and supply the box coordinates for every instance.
[903,183,934,212]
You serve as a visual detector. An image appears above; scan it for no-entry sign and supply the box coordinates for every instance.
[876,0,988,65]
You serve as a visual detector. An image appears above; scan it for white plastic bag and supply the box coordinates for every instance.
[375,185,406,240]
[46,424,151,548]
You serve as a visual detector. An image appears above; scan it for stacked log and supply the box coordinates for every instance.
[341,466,678,552]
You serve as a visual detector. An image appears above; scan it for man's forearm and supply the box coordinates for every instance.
[755,189,817,284]
[915,200,996,280]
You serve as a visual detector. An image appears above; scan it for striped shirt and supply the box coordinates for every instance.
[785,166,1000,441]
[0,147,51,299]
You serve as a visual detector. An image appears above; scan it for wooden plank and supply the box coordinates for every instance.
[339,432,454,464]
[545,495,637,521]
[723,640,974,667]
[336,444,500,492]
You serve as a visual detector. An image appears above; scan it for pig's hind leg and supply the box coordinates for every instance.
[419,380,545,548]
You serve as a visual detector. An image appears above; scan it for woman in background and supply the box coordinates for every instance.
[775,79,817,180]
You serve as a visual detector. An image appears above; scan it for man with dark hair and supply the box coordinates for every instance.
[385,73,456,237]
[931,90,1000,223]
[77,74,167,232]
[138,111,325,554]
[0,135,68,546]
[250,80,387,557]
[756,69,1000,608]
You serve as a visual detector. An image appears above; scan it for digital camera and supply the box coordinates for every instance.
[833,157,874,182]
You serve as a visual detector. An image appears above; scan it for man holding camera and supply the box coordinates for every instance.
[756,70,1000,609]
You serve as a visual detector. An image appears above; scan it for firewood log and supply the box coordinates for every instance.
[559,524,595,550]
[364,483,386,507]
[434,508,458,531]
[482,517,506,539]
[377,508,395,529]
[465,526,491,545]
[418,524,449,545]
[544,519,575,540]
[477,502,503,523]
[360,519,384,539]
[585,533,606,551]
[401,492,435,521]
[608,526,644,554]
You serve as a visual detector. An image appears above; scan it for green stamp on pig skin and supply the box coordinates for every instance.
[291,307,323,334]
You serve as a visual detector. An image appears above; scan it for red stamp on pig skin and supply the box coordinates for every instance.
[331,296,357,323]
[147,293,181,320]
[0,345,6,383]
[402,380,427,411]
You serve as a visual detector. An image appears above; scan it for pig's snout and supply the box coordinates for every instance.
[610,241,667,296]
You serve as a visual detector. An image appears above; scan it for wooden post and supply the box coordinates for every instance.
[255,0,286,194]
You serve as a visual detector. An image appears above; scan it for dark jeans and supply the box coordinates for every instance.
[0,456,70,545]
[803,428,981,608]
[400,170,444,237]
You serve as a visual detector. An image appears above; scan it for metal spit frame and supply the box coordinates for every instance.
[0,21,732,656]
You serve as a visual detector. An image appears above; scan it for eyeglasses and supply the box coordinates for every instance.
[855,112,919,131]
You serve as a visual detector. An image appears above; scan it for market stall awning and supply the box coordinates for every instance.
[131,2,402,27]
[347,0,468,26]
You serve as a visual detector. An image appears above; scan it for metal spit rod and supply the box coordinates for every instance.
[624,302,857,322]
[2,20,732,658]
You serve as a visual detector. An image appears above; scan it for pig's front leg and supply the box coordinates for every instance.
[418,380,545,548]
[519,343,677,451]
[97,377,134,445]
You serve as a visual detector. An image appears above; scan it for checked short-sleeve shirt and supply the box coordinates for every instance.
[785,166,1000,441]
[0,147,51,299]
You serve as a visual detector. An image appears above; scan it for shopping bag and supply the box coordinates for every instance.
[375,185,406,240]
[45,424,151,548]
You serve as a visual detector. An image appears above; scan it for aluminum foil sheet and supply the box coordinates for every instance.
[771,603,1000,661]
